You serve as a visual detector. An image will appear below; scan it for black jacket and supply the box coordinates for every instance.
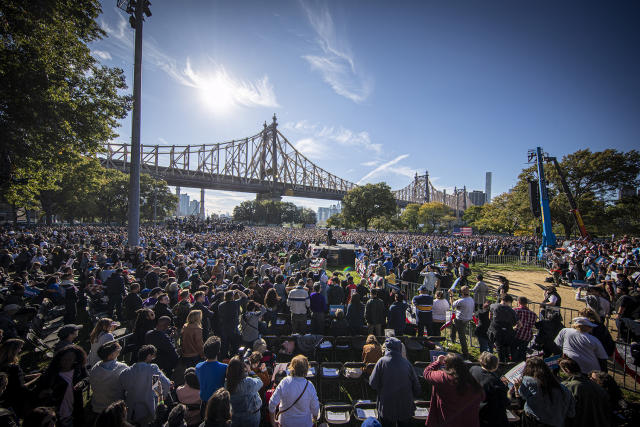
[145,329,179,374]
[469,366,509,427]
[123,293,143,321]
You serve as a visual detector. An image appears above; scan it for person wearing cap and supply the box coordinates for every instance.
[554,317,608,374]
[412,285,433,338]
[369,337,420,426]
[53,324,82,353]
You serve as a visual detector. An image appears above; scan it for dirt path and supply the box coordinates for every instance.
[478,269,584,312]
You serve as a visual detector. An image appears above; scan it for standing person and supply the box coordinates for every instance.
[34,345,89,427]
[469,352,509,427]
[431,291,449,337]
[176,368,202,427]
[268,355,320,427]
[123,283,143,329]
[509,357,575,427]
[451,286,474,359]
[181,310,205,367]
[240,301,266,348]
[192,291,214,341]
[472,275,488,309]
[217,290,247,360]
[365,288,386,336]
[388,293,409,337]
[131,309,156,361]
[412,285,433,337]
[474,302,492,353]
[423,353,484,427]
[119,345,172,427]
[421,265,440,293]
[513,296,538,363]
[346,293,366,335]
[153,294,174,325]
[488,294,517,362]
[558,357,611,427]
[224,356,262,427]
[145,316,179,377]
[287,280,310,334]
[105,269,126,320]
[309,283,327,335]
[88,318,117,367]
[369,337,421,427]
[554,317,608,374]
[496,277,510,299]
[195,337,228,415]
[88,341,128,416]
[0,338,41,418]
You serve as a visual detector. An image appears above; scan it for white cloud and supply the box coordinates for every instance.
[361,160,379,167]
[300,1,372,103]
[92,49,112,60]
[357,154,410,184]
[98,11,278,110]
[283,120,381,154]
[294,138,327,160]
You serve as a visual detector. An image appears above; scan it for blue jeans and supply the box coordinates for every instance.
[477,336,493,353]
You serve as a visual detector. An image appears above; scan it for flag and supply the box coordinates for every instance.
[461,227,472,236]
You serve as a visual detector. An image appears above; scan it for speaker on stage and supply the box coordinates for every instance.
[528,180,541,218]
[327,229,334,245]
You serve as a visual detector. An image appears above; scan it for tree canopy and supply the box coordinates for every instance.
[341,183,396,230]
[1,0,132,207]
[233,200,316,225]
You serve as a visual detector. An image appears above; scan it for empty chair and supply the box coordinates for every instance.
[413,400,430,421]
[319,362,343,402]
[414,361,432,401]
[323,403,352,426]
[341,361,366,401]
[353,401,378,423]
[334,336,351,362]
[317,336,335,362]
[351,335,366,358]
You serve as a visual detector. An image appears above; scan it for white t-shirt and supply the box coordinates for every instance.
[453,296,475,321]
[554,328,608,374]
[423,272,438,292]
[432,299,450,322]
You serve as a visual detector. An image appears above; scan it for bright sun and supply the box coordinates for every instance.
[199,73,236,114]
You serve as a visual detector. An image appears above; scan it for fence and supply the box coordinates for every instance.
[394,279,639,394]
[428,250,548,268]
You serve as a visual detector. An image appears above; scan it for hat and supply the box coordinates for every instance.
[418,285,428,292]
[57,324,82,339]
[572,317,597,328]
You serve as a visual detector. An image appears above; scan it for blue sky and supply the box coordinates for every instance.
[92,0,640,216]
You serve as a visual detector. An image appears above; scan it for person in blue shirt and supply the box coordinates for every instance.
[195,336,227,417]
[383,257,394,274]
[388,293,409,336]
[412,285,433,337]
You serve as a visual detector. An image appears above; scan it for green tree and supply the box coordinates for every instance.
[140,175,178,223]
[93,168,130,224]
[298,208,317,225]
[342,183,396,230]
[400,203,421,231]
[462,205,485,230]
[326,213,346,228]
[418,202,451,232]
[1,0,131,207]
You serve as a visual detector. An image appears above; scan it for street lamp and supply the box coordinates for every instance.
[118,0,152,246]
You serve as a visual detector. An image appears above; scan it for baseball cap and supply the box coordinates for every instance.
[57,324,82,339]
[418,285,428,292]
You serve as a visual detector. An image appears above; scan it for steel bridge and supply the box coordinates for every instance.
[99,115,475,211]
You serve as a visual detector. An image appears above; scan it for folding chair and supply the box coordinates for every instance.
[353,401,378,423]
[323,403,352,426]
[334,336,351,362]
[414,361,431,401]
[413,400,430,422]
[316,336,335,362]
[319,362,343,402]
[340,362,366,401]
[351,335,366,360]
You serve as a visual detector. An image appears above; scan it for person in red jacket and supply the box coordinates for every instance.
[423,353,484,427]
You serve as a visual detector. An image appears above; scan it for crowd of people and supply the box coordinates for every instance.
[0,224,638,426]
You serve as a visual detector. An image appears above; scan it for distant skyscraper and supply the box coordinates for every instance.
[189,200,200,216]
[485,172,492,204]
[469,190,486,206]
[317,202,342,223]
[179,193,190,216]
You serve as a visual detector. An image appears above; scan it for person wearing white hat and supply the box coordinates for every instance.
[554,317,608,374]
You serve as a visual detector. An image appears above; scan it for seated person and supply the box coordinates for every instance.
[329,309,350,337]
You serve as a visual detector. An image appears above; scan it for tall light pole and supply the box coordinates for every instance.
[118,0,152,246]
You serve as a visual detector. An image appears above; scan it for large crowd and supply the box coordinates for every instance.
[0,223,638,427]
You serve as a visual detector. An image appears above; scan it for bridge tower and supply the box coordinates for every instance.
[256,114,283,202]
[424,170,430,203]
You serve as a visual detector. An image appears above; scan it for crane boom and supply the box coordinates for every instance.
[548,157,590,239]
